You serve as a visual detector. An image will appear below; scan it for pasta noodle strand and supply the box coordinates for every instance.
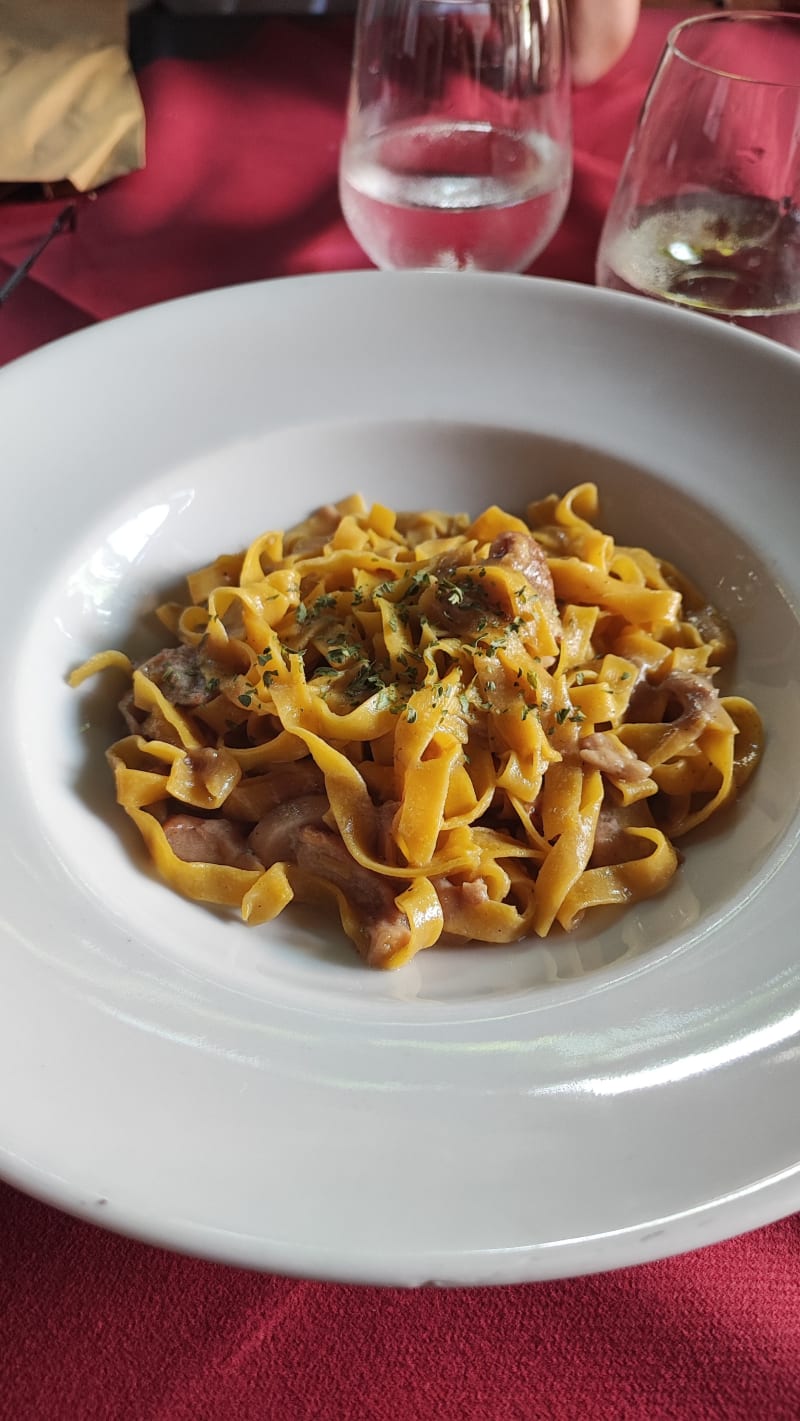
[69,485,763,969]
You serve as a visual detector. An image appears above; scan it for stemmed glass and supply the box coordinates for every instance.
[339,0,572,273]
[596,12,800,351]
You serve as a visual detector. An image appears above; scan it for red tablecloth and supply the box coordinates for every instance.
[2,10,799,1420]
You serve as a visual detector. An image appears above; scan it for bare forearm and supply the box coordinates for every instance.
[568,0,641,85]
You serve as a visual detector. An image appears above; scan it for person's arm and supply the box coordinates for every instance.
[567,0,641,86]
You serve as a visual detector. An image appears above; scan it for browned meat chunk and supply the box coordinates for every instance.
[163,814,263,870]
[487,532,554,605]
[659,670,723,733]
[226,761,326,821]
[248,795,329,865]
[118,689,184,745]
[428,529,561,643]
[487,531,562,642]
[295,825,411,968]
[579,733,652,783]
[432,875,489,929]
[119,689,142,736]
[138,644,219,707]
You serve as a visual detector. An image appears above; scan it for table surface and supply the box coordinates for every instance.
[2,9,799,1420]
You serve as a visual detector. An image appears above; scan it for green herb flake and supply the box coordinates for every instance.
[408,569,431,593]
[374,580,397,600]
[346,660,388,703]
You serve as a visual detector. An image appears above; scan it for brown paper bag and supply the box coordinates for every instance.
[0,0,145,192]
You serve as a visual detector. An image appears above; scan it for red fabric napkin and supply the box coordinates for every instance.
[1,9,668,360]
[2,11,799,1420]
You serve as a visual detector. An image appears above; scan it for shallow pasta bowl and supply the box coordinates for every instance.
[2,271,799,1284]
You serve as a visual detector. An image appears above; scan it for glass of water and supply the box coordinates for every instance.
[596,12,800,351]
[339,0,572,273]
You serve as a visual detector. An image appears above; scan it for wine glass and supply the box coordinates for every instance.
[339,0,572,273]
[596,12,800,351]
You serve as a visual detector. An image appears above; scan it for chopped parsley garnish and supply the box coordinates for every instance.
[408,569,431,593]
[346,660,387,702]
[441,579,466,606]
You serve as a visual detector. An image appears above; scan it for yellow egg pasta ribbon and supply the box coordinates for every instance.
[70,482,764,968]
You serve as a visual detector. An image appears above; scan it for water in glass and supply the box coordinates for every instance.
[340,0,572,273]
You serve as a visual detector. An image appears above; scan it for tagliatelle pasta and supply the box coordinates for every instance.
[70,484,763,969]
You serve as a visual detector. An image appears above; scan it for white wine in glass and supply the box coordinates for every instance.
[597,14,800,351]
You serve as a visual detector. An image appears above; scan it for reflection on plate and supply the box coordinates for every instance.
[2,272,800,1283]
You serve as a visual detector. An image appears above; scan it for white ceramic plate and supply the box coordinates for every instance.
[2,272,799,1285]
